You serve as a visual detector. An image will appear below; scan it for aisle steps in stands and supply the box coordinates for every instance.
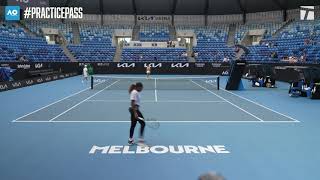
[61,44,77,62]
[272,19,294,38]
[187,49,196,62]
[227,24,236,46]
[71,23,81,44]
[169,25,177,41]
[113,42,123,62]
[132,25,140,41]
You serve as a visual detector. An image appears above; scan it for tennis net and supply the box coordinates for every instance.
[91,76,220,91]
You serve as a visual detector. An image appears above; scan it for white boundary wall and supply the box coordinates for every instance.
[174,15,205,26]
[66,14,101,24]
[208,14,242,24]
[103,15,135,25]
[315,6,320,18]
[287,8,300,20]
[247,11,283,23]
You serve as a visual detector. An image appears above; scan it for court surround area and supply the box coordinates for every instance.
[1,75,319,180]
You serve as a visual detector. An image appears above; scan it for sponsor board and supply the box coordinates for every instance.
[211,63,222,68]
[222,70,229,76]
[36,78,44,83]
[143,63,162,68]
[16,64,31,69]
[195,63,206,68]
[0,72,77,92]
[171,63,189,68]
[25,80,34,85]
[0,84,9,90]
[137,15,171,24]
[11,82,22,88]
[117,63,136,68]
[34,63,43,69]
[97,63,110,67]
[45,77,52,81]
[0,64,10,67]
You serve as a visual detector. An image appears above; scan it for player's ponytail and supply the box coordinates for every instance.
[129,84,136,94]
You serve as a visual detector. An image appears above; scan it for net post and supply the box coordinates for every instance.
[91,76,93,89]
[217,76,220,90]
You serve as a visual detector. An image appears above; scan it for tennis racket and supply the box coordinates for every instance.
[138,117,160,129]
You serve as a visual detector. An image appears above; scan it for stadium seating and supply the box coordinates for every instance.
[235,22,284,43]
[177,25,235,61]
[274,19,320,62]
[247,19,320,62]
[1,18,319,63]
[121,48,187,62]
[68,24,119,61]
[24,20,73,43]
[245,45,278,61]
[0,22,69,62]
[140,24,170,42]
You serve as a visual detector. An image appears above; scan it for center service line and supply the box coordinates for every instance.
[49,80,120,122]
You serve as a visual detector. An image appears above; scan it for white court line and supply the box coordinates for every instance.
[13,120,300,123]
[191,80,264,122]
[93,75,218,80]
[154,78,158,102]
[205,80,300,123]
[12,81,104,123]
[87,100,226,103]
[48,80,120,122]
[156,100,226,103]
[219,88,300,122]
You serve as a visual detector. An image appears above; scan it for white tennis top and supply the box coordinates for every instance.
[83,67,88,77]
[130,89,141,106]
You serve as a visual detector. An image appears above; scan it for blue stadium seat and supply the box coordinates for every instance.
[121,48,187,62]
[0,22,69,62]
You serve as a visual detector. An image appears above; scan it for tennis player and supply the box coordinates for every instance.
[146,65,151,79]
[128,82,146,145]
[82,65,88,83]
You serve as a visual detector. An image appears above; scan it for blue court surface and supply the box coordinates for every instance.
[1,75,319,180]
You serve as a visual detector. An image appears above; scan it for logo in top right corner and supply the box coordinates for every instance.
[300,6,315,20]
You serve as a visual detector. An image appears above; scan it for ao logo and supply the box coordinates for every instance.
[7,10,18,16]
[205,80,216,84]
[5,6,20,21]
[222,71,229,75]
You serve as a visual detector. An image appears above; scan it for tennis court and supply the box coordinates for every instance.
[1,75,320,180]
[12,75,298,123]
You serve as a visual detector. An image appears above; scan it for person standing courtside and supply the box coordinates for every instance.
[82,65,88,83]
